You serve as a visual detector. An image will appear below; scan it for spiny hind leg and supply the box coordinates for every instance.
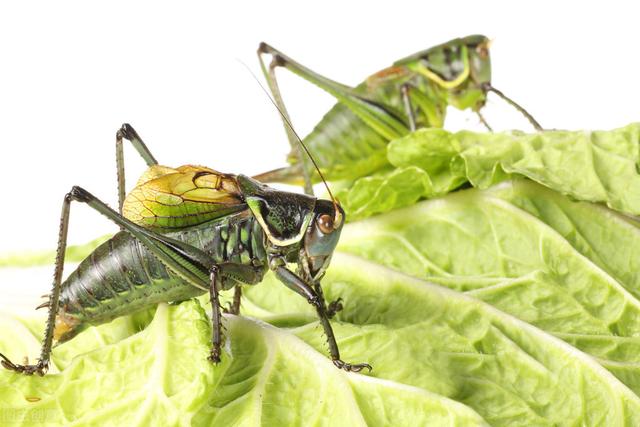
[257,44,314,195]
[115,123,158,215]
[0,185,258,373]
[257,42,409,188]
[54,186,244,366]
[50,187,267,366]
[257,44,408,191]
[0,183,171,376]
[270,257,371,373]
[0,190,75,376]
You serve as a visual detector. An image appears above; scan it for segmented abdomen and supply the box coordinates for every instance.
[55,213,267,342]
[298,103,390,181]
[294,75,442,182]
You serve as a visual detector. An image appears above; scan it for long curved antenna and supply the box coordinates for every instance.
[239,61,339,210]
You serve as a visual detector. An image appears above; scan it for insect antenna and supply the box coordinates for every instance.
[239,61,341,214]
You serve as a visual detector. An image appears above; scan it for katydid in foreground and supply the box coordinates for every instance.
[255,35,542,193]
[0,124,370,376]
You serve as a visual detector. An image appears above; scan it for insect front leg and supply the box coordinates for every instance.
[476,111,494,132]
[483,84,543,131]
[269,256,371,373]
[115,123,158,214]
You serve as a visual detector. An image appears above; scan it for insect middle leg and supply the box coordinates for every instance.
[222,286,242,315]
[208,264,262,361]
[401,84,417,132]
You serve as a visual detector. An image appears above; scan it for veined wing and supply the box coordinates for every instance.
[122,164,246,229]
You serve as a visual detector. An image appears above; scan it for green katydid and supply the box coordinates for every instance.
[255,35,541,193]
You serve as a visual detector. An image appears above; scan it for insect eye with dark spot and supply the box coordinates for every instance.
[476,45,489,59]
[318,214,334,234]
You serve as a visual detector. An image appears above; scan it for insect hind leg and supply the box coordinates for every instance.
[115,123,158,215]
[2,185,265,375]
[0,189,75,376]
[257,44,314,196]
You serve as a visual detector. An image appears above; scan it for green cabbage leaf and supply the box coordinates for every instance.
[3,125,640,425]
[342,124,640,220]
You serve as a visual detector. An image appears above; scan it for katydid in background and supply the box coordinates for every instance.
[255,35,542,194]
[0,124,370,376]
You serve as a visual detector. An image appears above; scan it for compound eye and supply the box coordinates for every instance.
[476,45,489,59]
[318,214,334,234]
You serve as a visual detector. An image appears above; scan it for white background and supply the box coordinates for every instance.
[0,1,638,253]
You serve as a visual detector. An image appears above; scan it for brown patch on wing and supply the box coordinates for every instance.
[366,65,410,90]
[122,164,246,229]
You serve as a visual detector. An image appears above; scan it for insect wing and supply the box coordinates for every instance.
[123,165,246,229]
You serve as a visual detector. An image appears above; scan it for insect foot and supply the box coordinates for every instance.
[332,359,373,373]
[208,348,221,364]
[0,353,48,376]
[326,298,344,319]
